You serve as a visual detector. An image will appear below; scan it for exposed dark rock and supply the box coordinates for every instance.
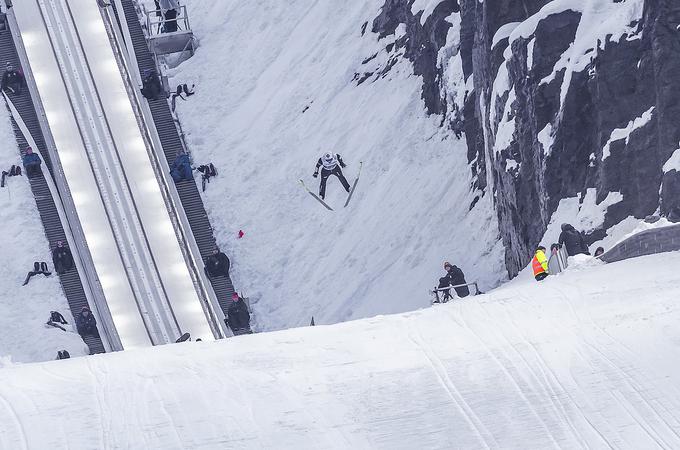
[371,0,460,115]
[367,0,680,278]
[458,0,680,277]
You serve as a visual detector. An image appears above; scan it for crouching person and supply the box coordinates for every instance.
[76,306,99,337]
[226,293,251,335]
[22,147,42,178]
[170,152,192,183]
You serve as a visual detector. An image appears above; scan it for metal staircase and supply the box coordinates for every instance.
[0,24,105,354]
[114,0,236,319]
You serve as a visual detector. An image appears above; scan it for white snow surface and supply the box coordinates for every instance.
[663,145,680,172]
[410,0,446,25]
[538,123,553,156]
[0,104,88,364]
[491,21,521,48]
[167,0,505,331]
[602,106,654,161]
[2,252,680,448]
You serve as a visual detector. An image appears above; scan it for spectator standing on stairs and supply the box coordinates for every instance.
[22,147,42,178]
[76,306,99,338]
[204,248,230,278]
[52,240,74,274]
[1,61,24,95]
[227,293,251,335]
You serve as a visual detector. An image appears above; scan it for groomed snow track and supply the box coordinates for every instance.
[113,0,236,319]
[0,25,105,355]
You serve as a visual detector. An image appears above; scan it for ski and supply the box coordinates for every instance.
[175,332,191,343]
[299,179,334,211]
[343,161,363,208]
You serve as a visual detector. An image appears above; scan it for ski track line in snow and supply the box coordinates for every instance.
[551,283,680,445]
[518,283,676,447]
[584,340,680,447]
[444,302,565,447]
[84,358,110,449]
[404,317,497,449]
[503,289,613,446]
[494,296,618,448]
[559,278,680,405]
[467,300,594,447]
[0,391,29,450]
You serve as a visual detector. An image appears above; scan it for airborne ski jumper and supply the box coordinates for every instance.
[300,152,362,210]
[313,152,351,200]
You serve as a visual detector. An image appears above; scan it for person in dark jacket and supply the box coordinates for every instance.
[443,262,470,298]
[52,240,74,274]
[434,262,470,303]
[1,61,24,94]
[76,306,99,337]
[170,153,192,183]
[22,147,42,178]
[226,293,251,335]
[140,69,162,100]
[558,223,590,256]
[204,248,230,278]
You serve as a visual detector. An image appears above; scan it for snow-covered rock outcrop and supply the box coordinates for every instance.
[372,0,680,276]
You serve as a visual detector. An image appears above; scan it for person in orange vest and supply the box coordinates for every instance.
[532,246,549,281]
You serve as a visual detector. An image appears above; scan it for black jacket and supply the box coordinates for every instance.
[1,70,23,90]
[141,71,162,100]
[558,224,589,256]
[227,299,250,331]
[205,252,230,278]
[76,310,97,330]
[52,246,74,272]
[444,265,470,297]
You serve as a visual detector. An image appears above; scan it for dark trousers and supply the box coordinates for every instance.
[25,163,41,178]
[163,9,178,32]
[319,167,350,199]
[535,272,548,282]
[78,324,99,338]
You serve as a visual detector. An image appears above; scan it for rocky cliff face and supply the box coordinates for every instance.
[368,0,680,277]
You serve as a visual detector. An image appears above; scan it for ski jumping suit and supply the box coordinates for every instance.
[315,154,350,200]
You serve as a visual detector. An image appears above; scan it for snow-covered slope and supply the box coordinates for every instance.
[2,252,679,448]
[0,107,88,364]
[167,0,503,330]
